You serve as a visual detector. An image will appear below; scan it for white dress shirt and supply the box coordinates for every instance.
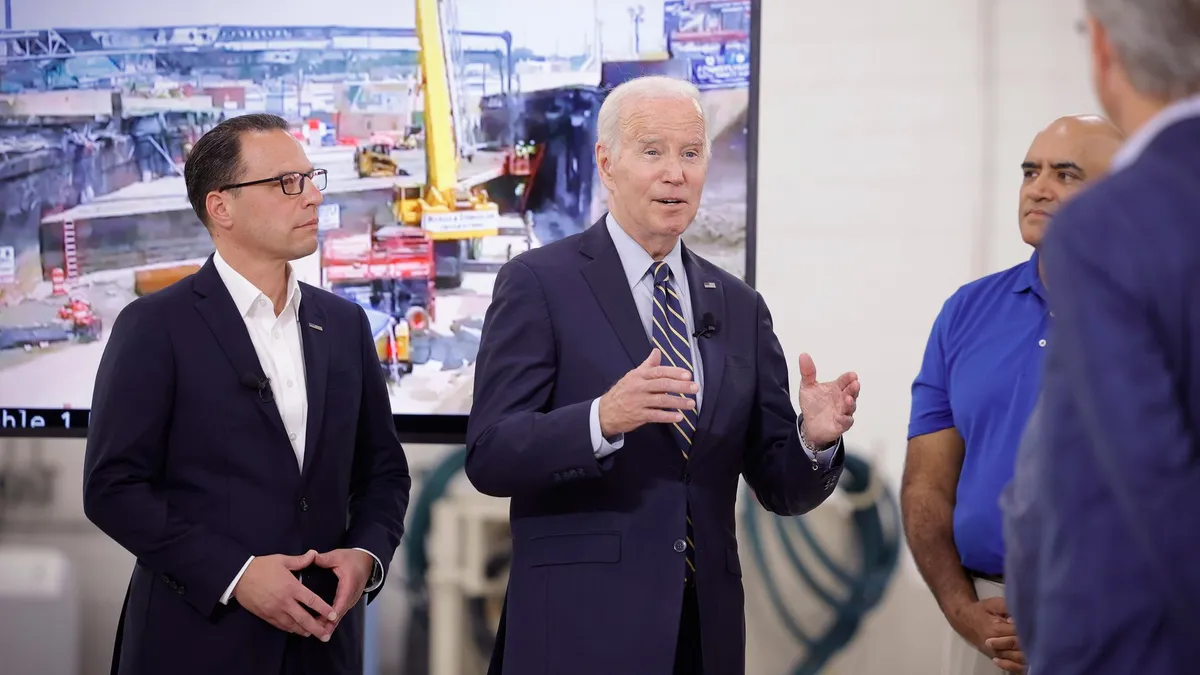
[588,215,839,466]
[212,250,382,605]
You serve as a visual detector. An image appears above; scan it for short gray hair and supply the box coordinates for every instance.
[596,75,711,160]
[1086,0,1200,99]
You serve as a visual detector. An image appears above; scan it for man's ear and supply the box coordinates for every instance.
[1087,17,1113,88]
[205,190,235,232]
[596,142,617,192]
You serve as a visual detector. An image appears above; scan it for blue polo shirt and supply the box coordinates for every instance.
[908,250,1050,576]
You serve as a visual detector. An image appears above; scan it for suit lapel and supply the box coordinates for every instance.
[682,246,726,440]
[298,288,328,478]
[580,219,651,368]
[192,258,292,457]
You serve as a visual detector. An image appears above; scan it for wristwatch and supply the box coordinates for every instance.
[796,412,820,469]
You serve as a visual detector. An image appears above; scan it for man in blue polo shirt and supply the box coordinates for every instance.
[900,115,1123,675]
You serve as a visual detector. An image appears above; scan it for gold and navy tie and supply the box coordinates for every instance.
[649,261,699,583]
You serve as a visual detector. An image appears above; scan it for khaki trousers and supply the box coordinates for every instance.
[942,578,1009,675]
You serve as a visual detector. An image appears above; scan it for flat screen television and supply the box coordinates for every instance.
[0,0,760,443]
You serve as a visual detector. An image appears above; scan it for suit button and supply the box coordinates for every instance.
[683,472,691,484]
[300,498,308,511]
[673,539,686,553]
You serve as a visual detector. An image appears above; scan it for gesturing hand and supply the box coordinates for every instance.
[598,348,698,437]
[796,352,860,448]
[232,550,337,641]
[313,549,376,627]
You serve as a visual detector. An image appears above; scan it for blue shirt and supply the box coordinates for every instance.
[908,250,1049,576]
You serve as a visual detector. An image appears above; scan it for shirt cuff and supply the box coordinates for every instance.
[220,555,254,605]
[590,397,624,459]
[796,415,841,469]
[354,548,385,593]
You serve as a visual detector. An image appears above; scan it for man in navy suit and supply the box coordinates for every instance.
[82,113,411,675]
[465,75,862,675]
[1001,1,1200,672]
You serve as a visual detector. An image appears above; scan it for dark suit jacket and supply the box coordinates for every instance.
[465,217,844,675]
[1004,114,1200,673]
[82,255,411,675]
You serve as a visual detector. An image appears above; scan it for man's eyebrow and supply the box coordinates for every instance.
[1050,161,1084,174]
[1021,160,1085,175]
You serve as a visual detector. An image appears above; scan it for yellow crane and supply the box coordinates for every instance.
[393,0,500,258]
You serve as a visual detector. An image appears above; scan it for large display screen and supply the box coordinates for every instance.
[0,0,759,440]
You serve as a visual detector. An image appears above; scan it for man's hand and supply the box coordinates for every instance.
[985,634,1027,673]
[947,596,1025,673]
[232,550,337,641]
[314,548,376,626]
[598,348,697,437]
[796,352,860,448]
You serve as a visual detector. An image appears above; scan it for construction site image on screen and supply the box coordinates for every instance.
[0,0,753,417]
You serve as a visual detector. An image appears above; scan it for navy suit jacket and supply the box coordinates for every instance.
[1003,112,1200,673]
[465,217,844,675]
[82,256,411,675]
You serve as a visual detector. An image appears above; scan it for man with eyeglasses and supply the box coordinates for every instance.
[82,113,412,675]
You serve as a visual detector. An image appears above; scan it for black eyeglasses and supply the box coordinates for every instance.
[219,168,328,196]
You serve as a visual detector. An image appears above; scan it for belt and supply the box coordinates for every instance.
[965,567,1004,584]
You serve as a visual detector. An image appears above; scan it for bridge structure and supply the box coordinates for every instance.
[0,24,515,94]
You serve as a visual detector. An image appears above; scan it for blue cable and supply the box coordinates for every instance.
[741,453,902,675]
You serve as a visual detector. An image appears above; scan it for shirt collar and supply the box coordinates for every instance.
[1111,93,1200,171]
[605,212,688,290]
[1010,248,1046,299]
[212,249,301,318]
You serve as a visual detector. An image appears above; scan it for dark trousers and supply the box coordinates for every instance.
[673,581,703,674]
[487,583,704,675]
[280,636,302,675]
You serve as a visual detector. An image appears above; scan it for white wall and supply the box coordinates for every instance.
[0,1,1102,673]
[753,0,1097,672]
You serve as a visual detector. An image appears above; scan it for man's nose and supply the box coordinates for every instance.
[303,178,324,205]
[660,158,685,183]
[1027,175,1055,201]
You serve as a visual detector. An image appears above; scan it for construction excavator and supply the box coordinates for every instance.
[354,134,416,178]
[355,141,402,178]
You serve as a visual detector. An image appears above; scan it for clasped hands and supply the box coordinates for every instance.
[232,548,374,641]
[598,348,860,446]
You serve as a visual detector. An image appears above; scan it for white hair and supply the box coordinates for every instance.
[1086,0,1200,99]
[596,75,711,160]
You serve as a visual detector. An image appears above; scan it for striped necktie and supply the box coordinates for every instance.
[649,261,698,583]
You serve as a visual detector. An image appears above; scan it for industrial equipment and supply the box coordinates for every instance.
[320,226,435,379]
[384,0,502,289]
[355,140,404,178]
[0,295,103,352]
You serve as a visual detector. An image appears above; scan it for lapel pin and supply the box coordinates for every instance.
[308,323,324,331]
[703,282,716,289]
